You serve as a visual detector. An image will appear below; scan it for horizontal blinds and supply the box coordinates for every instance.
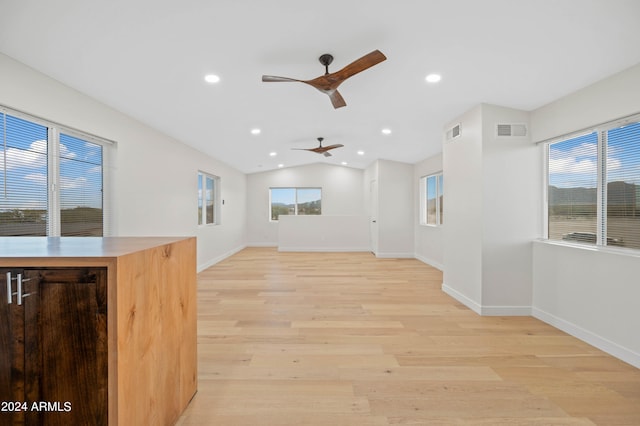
[605,121,640,249]
[547,132,598,244]
[59,132,104,236]
[0,113,49,236]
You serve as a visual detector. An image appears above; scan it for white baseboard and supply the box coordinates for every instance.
[246,242,278,248]
[532,307,640,369]
[481,305,532,316]
[375,252,415,259]
[278,246,371,252]
[414,254,443,270]
[441,283,482,315]
[442,283,531,316]
[197,244,246,272]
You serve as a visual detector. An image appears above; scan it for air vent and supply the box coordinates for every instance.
[446,124,461,141]
[496,123,527,137]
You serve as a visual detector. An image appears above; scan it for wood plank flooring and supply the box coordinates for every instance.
[176,247,640,425]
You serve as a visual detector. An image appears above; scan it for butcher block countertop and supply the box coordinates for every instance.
[0,236,190,260]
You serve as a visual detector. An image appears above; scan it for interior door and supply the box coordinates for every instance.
[369,179,379,255]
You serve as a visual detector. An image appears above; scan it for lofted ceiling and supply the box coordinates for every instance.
[1,0,640,174]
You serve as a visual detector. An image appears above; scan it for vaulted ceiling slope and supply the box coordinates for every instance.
[1,0,640,173]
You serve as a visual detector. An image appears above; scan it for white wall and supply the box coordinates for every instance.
[533,242,640,367]
[414,154,444,269]
[442,104,538,315]
[442,106,484,310]
[530,62,640,368]
[531,63,640,143]
[278,215,369,252]
[0,53,247,271]
[246,163,365,246]
[480,104,539,311]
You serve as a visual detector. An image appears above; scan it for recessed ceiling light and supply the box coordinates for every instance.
[278,164,284,168]
[357,150,365,156]
[204,74,220,84]
[425,73,441,83]
[251,128,261,135]
[341,161,348,166]
[381,128,392,135]
[269,152,277,157]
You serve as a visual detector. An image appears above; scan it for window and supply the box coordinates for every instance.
[270,187,321,221]
[547,117,640,250]
[198,172,220,225]
[420,173,443,226]
[0,108,110,236]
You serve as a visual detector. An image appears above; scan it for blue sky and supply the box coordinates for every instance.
[271,188,321,205]
[0,113,103,211]
[548,121,640,188]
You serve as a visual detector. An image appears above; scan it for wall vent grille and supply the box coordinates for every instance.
[446,124,461,141]
[496,123,527,137]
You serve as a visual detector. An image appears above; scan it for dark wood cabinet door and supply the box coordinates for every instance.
[35,268,108,426]
[0,268,108,426]
[1,270,37,426]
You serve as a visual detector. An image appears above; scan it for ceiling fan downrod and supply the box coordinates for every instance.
[318,54,333,75]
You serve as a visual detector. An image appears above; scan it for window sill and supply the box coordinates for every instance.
[534,238,640,258]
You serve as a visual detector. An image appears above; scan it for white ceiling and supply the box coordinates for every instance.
[1,0,640,173]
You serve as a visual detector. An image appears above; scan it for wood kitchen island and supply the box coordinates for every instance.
[0,236,197,426]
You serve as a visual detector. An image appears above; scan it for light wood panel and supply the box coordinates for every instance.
[116,237,197,425]
[177,247,640,425]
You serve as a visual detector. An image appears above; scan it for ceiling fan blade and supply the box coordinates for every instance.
[328,90,346,109]
[323,151,332,157]
[262,75,303,83]
[323,144,344,150]
[331,50,387,82]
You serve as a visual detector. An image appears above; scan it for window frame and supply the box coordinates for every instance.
[544,112,640,251]
[1,105,113,237]
[198,171,220,226]
[419,172,443,227]
[269,187,322,222]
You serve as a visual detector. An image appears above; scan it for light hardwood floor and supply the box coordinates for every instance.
[176,247,640,425]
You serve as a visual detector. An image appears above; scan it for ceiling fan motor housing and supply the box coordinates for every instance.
[319,54,333,74]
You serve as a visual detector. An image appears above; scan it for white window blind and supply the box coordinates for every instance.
[547,117,640,250]
[59,132,104,236]
[548,132,598,243]
[1,114,49,236]
[0,108,111,237]
[605,121,640,249]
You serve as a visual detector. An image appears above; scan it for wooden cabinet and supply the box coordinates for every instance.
[0,237,197,426]
[1,268,108,425]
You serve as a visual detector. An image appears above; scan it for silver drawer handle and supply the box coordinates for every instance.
[6,273,33,305]
[5,272,10,304]
[17,273,22,306]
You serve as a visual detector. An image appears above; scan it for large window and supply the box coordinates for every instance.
[420,173,443,226]
[547,117,640,249]
[0,108,110,236]
[270,187,321,221]
[198,172,220,225]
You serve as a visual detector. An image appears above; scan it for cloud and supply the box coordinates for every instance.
[60,176,87,189]
[23,173,47,185]
[0,140,48,170]
[549,142,622,175]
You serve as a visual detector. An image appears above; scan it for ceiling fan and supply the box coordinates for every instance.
[262,49,387,109]
[292,137,343,157]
